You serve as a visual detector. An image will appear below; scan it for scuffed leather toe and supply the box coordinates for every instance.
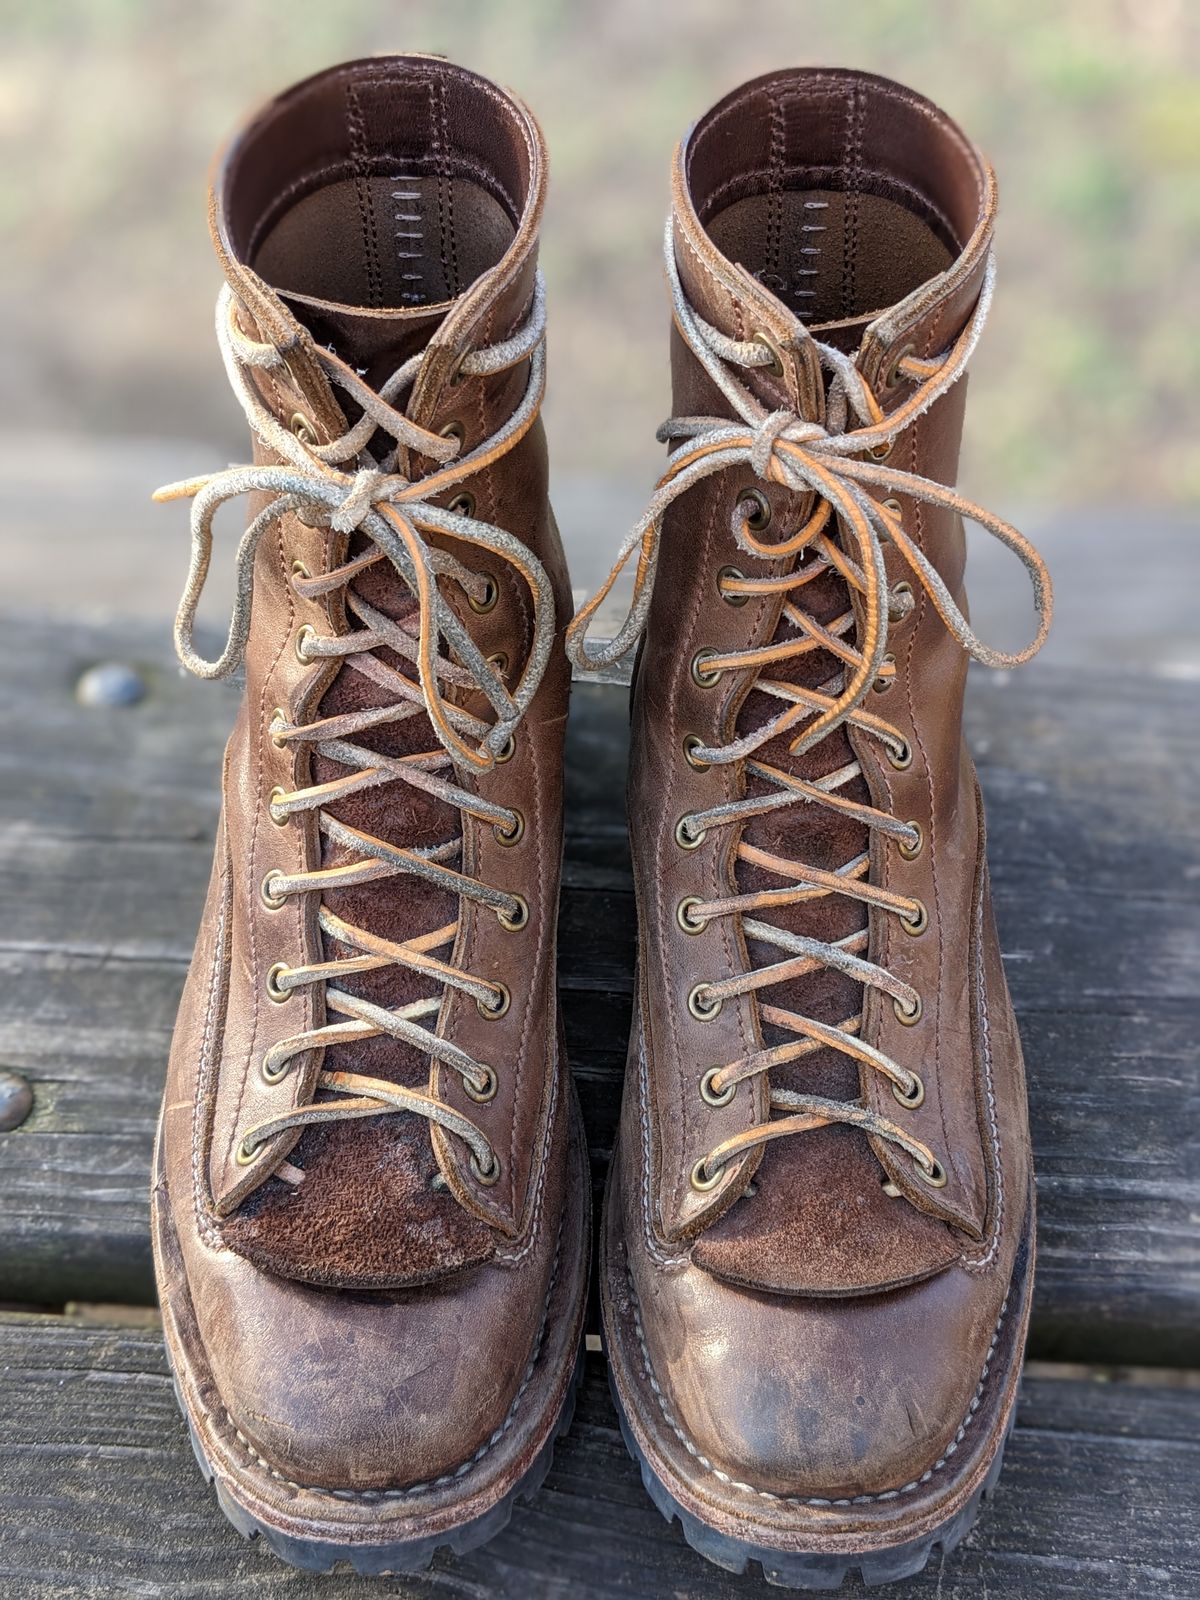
[627,1238,1007,1503]
[185,1233,557,1493]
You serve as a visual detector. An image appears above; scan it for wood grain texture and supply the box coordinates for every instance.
[0,1313,1196,1600]
[0,619,1196,1363]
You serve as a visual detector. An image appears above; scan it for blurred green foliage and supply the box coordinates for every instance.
[1,0,1196,503]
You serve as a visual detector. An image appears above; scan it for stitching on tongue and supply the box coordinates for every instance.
[391,173,426,306]
[345,79,384,309]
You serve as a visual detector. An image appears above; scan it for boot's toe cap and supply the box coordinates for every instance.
[631,1255,1005,1502]
[191,1243,550,1492]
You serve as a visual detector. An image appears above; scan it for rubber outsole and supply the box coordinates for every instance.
[168,1341,585,1577]
[607,1364,1015,1590]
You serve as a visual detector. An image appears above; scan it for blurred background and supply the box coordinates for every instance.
[1,0,1197,665]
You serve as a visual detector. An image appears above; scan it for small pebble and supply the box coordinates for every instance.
[0,1071,33,1132]
[76,662,146,708]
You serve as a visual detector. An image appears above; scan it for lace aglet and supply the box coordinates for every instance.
[152,476,208,504]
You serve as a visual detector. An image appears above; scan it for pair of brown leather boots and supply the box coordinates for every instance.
[152,55,1051,1587]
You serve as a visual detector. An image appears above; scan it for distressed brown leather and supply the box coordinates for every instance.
[151,57,587,1545]
[603,68,1036,1555]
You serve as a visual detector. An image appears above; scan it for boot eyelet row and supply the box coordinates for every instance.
[477,982,511,1019]
[891,1071,925,1108]
[898,820,923,860]
[717,564,750,606]
[691,648,722,687]
[675,815,705,850]
[700,1066,735,1106]
[737,487,772,533]
[676,896,707,934]
[497,894,529,931]
[494,809,524,846]
[265,962,291,1003]
[893,992,923,1026]
[683,734,709,770]
[688,983,722,1021]
[464,1065,498,1103]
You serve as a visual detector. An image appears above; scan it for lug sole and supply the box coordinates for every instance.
[169,1349,584,1576]
[608,1365,1014,1590]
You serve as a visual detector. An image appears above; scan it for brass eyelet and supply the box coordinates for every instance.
[289,411,317,446]
[269,709,289,751]
[261,1055,290,1085]
[915,1155,948,1189]
[676,896,707,935]
[290,558,312,582]
[872,653,896,694]
[675,815,705,851]
[470,1149,501,1186]
[487,651,509,678]
[901,898,929,936]
[494,733,516,764]
[717,564,750,606]
[494,810,524,847]
[478,982,511,1020]
[235,1134,266,1166]
[469,573,499,614]
[447,350,468,388]
[688,983,722,1022]
[898,821,923,860]
[464,1065,497,1103]
[881,497,903,519]
[498,894,529,932]
[894,992,923,1026]
[700,1066,735,1107]
[751,328,785,378]
[738,487,773,533]
[267,785,290,827]
[449,490,476,517]
[868,438,894,462]
[683,734,709,770]
[887,738,913,771]
[265,962,291,1003]
[260,872,287,911]
[690,1155,723,1192]
[892,1071,925,1109]
[691,648,722,687]
[294,623,317,663]
[884,343,915,392]
[440,419,466,446]
[891,580,915,611]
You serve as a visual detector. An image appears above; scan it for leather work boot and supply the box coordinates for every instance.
[151,58,588,1574]
[569,69,1052,1586]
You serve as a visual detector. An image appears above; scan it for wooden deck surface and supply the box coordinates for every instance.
[0,602,1197,1597]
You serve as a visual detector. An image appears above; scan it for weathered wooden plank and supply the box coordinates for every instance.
[0,619,1196,1365]
[0,1313,1196,1599]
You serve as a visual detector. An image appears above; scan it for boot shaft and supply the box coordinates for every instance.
[166,56,570,1278]
[569,69,1048,1264]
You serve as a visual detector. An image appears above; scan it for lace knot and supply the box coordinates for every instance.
[330,467,389,534]
[750,410,826,479]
